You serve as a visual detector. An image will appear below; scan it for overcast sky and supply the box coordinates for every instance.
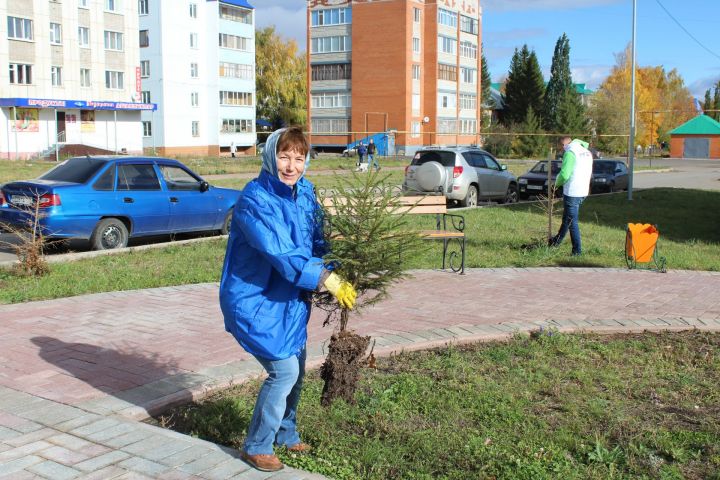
[254,0,720,99]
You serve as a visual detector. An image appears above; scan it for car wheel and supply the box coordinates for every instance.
[90,218,128,251]
[220,210,233,235]
[518,192,529,201]
[460,185,478,208]
[501,184,518,204]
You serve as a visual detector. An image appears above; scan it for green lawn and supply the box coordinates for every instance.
[1,187,717,304]
[152,331,720,480]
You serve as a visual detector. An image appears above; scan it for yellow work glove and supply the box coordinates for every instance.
[323,272,357,310]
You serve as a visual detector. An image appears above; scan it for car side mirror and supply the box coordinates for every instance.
[200,181,209,192]
[501,164,507,171]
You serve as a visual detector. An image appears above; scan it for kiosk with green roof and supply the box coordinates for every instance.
[669,114,720,158]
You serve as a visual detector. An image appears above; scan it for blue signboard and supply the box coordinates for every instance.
[0,97,157,111]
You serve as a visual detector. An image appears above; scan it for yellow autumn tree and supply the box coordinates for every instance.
[590,46,694,154]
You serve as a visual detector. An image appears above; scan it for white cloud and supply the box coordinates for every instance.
[688,74,720,98]
[483,0,624,12]
[254,5,307,50]
[570,65,613,89]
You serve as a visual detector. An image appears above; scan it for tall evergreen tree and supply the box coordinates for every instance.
[542,33,585,134]
[703,89,713,114]
[713,82,720,121]
[503,45,545,126]
[481,46,494,109]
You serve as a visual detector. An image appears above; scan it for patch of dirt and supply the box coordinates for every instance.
[320,330,371,406]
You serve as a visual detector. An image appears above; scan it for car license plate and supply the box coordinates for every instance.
[11,195,33,206]
[527,185,542,190]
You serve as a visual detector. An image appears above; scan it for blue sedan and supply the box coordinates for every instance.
[0,156,241,250]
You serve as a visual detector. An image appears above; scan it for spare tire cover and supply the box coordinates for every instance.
[416,161,447,192]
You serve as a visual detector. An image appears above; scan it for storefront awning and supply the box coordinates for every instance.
[0,97,157,111]
[217,0,254,9]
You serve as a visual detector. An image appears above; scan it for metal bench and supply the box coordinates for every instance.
[322,194,466,274]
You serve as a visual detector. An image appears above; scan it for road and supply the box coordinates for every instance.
[2,158,718,264]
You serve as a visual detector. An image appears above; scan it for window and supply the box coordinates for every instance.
[412,64,420,80]
[190,63,198,78]
[458,119,477,135]
[438,64,457,82]
[460,15,478,34]
[311,63,351,81]
[438,8,457,28]
[190,92,198,106]
[117,164,161,191]
[439,92,456,109]
[411,121,421,138]
[219,33,250,51]
[139,0,148,14]
[219,62,253,79]
[105,0,119,12]
[438,118,458,134]
[310,118,349,134]
[189,3,197,18]
[51,66,63,86]
[412,37,420,53]
[438,35,456,55]
[311,35,351,54]
[219,91,253,106]
[79,0,89,7]
[191,121,199,137]
[412,94,420,112]
[311,91,351,108]
[104,31,123,50]
[159,165,202,190]
[221,118,254,133]
[460,93,476,110]
[139,30,149,47]
[105,70,124,89]
[78,26,89,47]
[413,8,421,22]
[220,5,252,23]
[189,33,198,48]
[80,68,91,87]
[9,64,32,84]
[140,60,150,77]
[461,67,476,84]
[142,121,152,137]
[93,166,115,191]
[7,17,33,41]
[49,23,62,44]
[141,90,151,103]
[311,8,351,27]
[460,41,477,59]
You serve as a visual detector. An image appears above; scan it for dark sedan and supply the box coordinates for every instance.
[518,160,562,199]
[591,160,629,193]
[0,156,241,250]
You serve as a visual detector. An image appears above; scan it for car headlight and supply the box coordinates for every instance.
[519,178,527,184]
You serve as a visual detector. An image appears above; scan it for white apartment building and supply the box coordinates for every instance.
[1,0,154,159]
[139,0,255,156]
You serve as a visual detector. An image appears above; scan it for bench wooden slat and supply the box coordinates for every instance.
[420,230,465,238]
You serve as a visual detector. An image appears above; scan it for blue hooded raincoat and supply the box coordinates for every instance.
[220,129,327,361]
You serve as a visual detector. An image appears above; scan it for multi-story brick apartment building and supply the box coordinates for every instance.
[139,0,256,156]
[1,0,154,159]
[307,0,482,156]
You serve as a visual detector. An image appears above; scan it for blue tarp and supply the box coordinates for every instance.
[256,118,272,128]
[347,132,393,156]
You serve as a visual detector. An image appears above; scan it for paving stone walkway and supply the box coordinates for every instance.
[1,268,719,479]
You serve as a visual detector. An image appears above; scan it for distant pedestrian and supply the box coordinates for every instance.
[549,136,593,256]
[356,142,367,171]
[367,139,379,171]
[231,141,237,158]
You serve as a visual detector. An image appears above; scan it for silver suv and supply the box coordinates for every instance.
[402,147,518,207]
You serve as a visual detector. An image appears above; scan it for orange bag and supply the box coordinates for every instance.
[626,223,659,263]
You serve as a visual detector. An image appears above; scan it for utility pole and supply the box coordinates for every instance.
[627,0,637,201]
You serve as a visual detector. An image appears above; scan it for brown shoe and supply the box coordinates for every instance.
[286,442,312,453]
[240,451,284,472]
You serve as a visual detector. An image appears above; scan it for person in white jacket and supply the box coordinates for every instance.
[549,136,593,255]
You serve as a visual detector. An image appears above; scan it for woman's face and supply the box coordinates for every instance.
[276,149,306,186]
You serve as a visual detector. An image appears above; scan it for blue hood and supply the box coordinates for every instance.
[261,128,312,180]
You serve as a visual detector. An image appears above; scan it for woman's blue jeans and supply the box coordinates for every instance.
[552,195,585,255]
[243,347,306,455]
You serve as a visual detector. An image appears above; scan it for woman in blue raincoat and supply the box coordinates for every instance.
[220,127,356,472]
